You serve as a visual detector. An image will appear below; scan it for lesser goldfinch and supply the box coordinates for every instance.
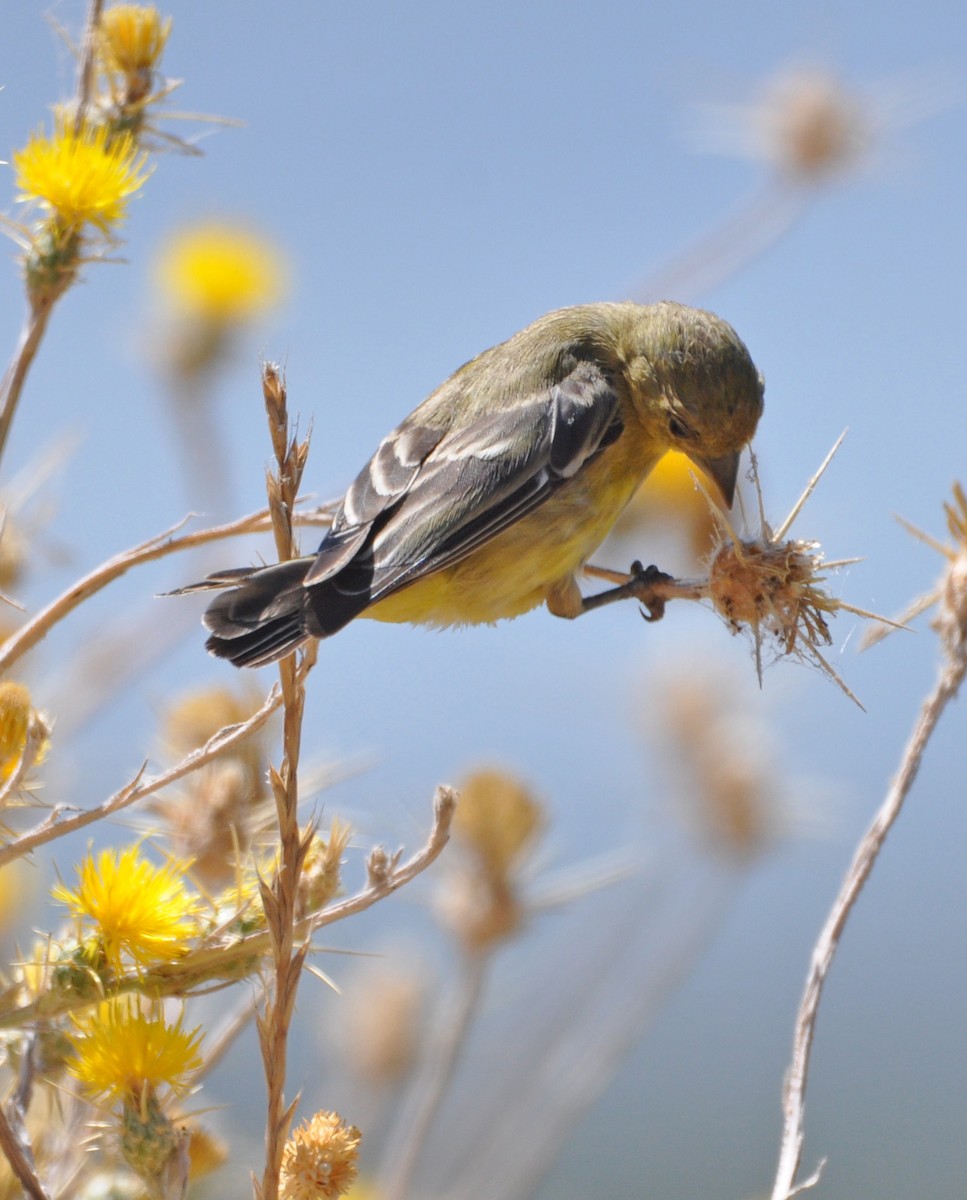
[186,301,764,667]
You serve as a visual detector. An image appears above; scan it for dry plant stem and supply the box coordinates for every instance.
[382,951,489,1200]
[0,1101,48,1200]
[0,0,103,470]
[0,1034,47,1200]
[73,0,105,131]
[312,786,456,927]
[0,305,56,473]
[0,685,281,869]
[770,655,966,1200]
[0,503,335,674]
[257,365,315,1200]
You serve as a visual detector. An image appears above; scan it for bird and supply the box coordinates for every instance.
[181,301,764,668]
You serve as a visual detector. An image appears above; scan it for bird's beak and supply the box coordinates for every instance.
[691,450,740,509]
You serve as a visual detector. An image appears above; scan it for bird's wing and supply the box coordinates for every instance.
[309,360,623,603]
[303,419,447,585]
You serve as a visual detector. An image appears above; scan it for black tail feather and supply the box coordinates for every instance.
[200,558,314,668]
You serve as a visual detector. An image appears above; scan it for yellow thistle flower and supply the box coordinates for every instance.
[98,4,172,78]
[54,845,200,969]
[280,1110,361,1200]
[155,220,287,324]
[0,680,49,783]
[68,997,203,1104]
[14,119,151,237]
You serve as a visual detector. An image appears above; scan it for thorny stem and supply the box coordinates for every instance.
[770,652,966,1199]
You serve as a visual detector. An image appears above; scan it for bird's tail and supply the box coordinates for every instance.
[178,558,315,668]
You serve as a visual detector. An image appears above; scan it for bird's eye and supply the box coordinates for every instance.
[668,416,693,440]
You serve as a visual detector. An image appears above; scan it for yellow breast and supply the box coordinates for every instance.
[366,434,659,627]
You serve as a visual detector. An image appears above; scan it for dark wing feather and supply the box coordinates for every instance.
[304,420,445,585]
[317,361,623,605]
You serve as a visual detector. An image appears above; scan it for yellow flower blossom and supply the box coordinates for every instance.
[54,845,200,969]
[68,997,203,1104]
[0,680,49,783]
[13,119,151,237]
[98,4,172,77]
[280,1111,361,1200]
[155,220,287,324]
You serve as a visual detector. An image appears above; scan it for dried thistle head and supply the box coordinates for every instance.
[756,67,870,182]
[936,483,967,662]
[708,533,837,657]
[696,62,952,187]
[295,817,352,918]
[442,768,545,951]
[699,436,883,706]
[863,483,967,679]
[159,759,264,887]
[154,685,270,885]
[647,659,780,860]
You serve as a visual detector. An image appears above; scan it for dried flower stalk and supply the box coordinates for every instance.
[769,483,967,1199]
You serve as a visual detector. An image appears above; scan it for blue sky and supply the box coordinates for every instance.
[2,2,966,1197]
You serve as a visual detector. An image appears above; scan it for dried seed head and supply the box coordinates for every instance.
[692,438,877,705]
[933,484,967,667]
[762,68,870,181]
[453,769,544,879]
[707,535,836,657]
[280,1110,361,1199]
[160,759,261,886]
[296,818,352,917]
[442,769,545,950]
[157,685,269,884]
[654,664,779,860]
[0,680,50,785]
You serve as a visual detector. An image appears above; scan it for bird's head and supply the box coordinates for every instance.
[627,302,765,507]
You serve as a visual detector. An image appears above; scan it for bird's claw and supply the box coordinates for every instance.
[628,560,673,623]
